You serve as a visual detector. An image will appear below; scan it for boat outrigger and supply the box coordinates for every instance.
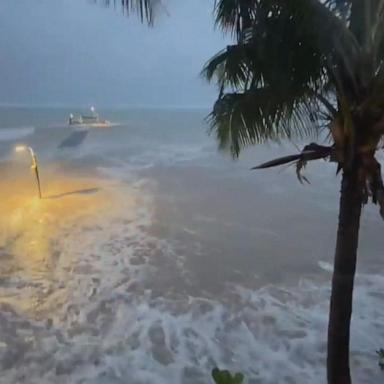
[68,106,111,128]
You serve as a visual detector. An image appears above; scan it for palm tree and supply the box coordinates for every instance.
[203,1,384,383]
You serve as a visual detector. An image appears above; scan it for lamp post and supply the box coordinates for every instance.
[15,145,42,199]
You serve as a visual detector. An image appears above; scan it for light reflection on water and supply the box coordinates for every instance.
[0,163,140,316]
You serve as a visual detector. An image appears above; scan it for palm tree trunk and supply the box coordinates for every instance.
[327,164,363,384]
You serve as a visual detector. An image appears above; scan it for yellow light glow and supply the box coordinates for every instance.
[15,145,27,153]
[0,165,138,315]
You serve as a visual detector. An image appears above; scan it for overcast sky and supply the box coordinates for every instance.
[0,0,227,108]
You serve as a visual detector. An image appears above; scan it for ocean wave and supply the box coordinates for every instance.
[1,267,383,384]
[94,145,215,176]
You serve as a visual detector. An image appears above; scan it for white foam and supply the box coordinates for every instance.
[71,138,214,174]
[318,261,334,273]
[3,274,382,384]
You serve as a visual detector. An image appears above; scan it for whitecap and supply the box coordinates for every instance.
[318,261,334,273]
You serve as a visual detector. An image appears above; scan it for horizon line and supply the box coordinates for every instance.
[0,102,212,110]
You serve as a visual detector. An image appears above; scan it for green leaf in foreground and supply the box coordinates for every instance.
[212,368,245,384]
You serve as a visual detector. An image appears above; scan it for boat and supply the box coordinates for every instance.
[68,106,111,128]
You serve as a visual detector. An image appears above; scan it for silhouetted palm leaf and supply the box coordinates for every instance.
[208,88,321,156]
[96,0,160,23]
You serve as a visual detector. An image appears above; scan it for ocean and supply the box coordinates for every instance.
[0,106,383,383]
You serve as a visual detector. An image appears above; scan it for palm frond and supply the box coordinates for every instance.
[213,0,257,40]
[213,0,361,94]
[251,154,303,170]
[252,143,334,183]
[202,44,260,90]
[95,0,160,24]
[209,88,322,157]
[253,143,334,169]
[350,0,377,49]
[372,1,384,63]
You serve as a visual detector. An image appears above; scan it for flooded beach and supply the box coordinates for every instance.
[0,107,382,383]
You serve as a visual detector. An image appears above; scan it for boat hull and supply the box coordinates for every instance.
[69,122,112,129]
